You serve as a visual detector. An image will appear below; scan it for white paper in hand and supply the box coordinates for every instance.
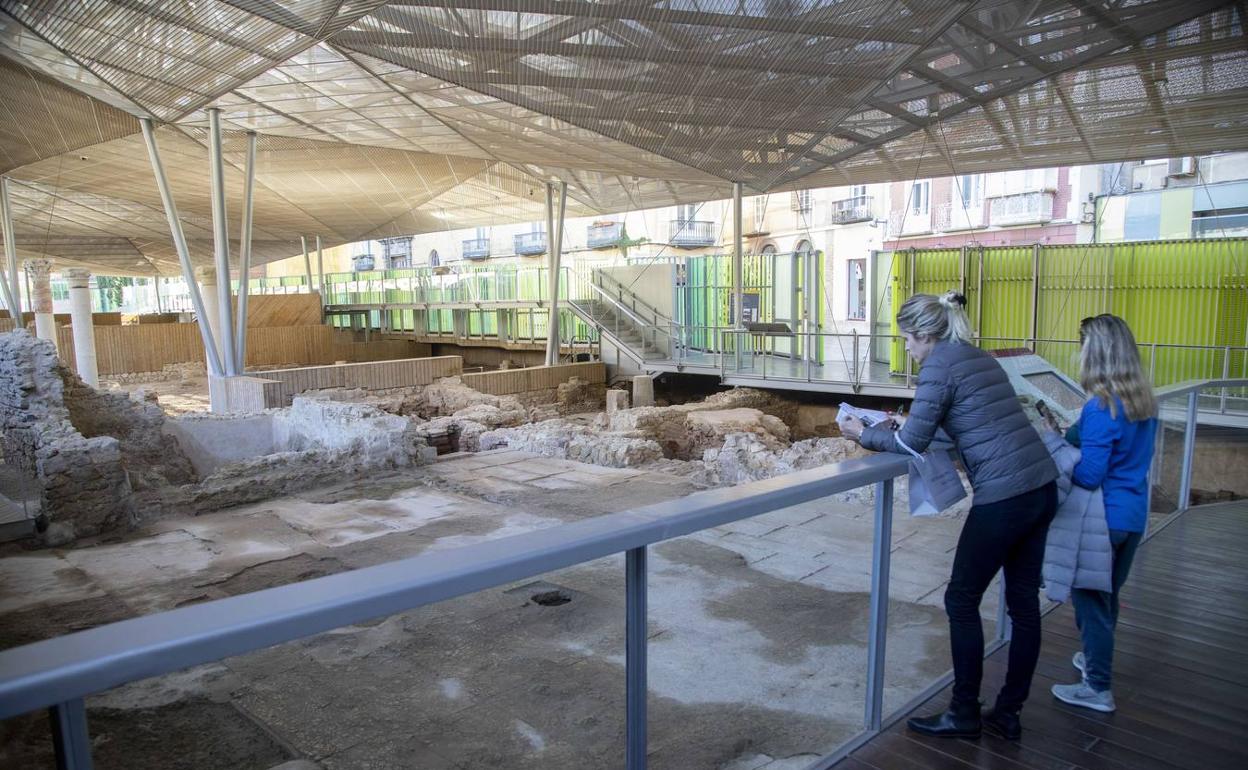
[836,402,890,428]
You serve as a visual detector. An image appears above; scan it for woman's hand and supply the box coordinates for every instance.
[841,416,865,441]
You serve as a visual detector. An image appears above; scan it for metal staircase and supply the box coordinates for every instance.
[567,270,676,369]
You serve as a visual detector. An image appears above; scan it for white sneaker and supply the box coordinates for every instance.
[1073,651,1087,677]
[1052,681,1116,713]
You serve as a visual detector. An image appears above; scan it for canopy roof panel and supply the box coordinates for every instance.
[0,1,1244,274]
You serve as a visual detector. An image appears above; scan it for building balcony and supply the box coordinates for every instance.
[513,232,547,256]
[932,203,987,232]
[668,219,716,248]
[988,190,1055,227]
[587,221,623,249]
[462,238,491,259]
[828,195,875,225]
[886,209,933,237]
[352,253,375,272]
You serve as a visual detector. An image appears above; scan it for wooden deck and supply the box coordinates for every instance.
[839,500,1248,770]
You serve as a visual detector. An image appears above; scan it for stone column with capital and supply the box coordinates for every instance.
[63,268,98,387]
[24,259,57,351]
[194,264,223,365]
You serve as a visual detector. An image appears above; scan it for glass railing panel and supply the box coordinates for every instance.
[648,496,875,766]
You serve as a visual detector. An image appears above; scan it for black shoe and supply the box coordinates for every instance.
[907,705,982,739]
[982,708,1021,740]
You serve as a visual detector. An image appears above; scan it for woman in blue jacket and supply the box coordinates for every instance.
[1052,314,1157,713]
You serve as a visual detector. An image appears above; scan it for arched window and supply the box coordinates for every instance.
[795,239,812,256]
[429,249,440,267]
[760,244,777,255]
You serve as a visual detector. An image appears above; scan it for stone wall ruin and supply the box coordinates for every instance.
[1,332,194,543]
[1,331,439,545]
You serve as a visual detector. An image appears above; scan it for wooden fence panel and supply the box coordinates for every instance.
[46,323,425,376]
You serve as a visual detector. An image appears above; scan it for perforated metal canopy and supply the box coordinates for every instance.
[0,1,1245,275]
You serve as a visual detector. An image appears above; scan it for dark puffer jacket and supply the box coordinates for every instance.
[861,340,1057,505]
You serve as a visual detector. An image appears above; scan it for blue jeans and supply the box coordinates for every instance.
[1071,528,1143,691]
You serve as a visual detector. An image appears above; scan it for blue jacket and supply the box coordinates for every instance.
[1072,397,1157,533]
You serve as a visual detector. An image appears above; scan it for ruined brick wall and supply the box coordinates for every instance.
[0,332,132,538]
[1,331,197,541]
[505,378,606,415]
[0,331,61,474]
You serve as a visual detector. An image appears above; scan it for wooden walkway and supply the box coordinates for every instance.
[840,500,1248,770]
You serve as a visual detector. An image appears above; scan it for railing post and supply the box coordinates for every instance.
[864,479,894,732]
[1221,347,1231,414]
[626,546,647,770]
[1178,390,1199,512]
[50,698,93,769]
[852,329,860,387]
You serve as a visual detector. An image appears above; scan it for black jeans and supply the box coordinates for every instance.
[945,481,1058,712]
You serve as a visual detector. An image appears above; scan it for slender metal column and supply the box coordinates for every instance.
[316,235,325,302]
[959,245,968,296]
[206,108,238,376]
[1030,243,1040,351]
[301,236,311,293]
[864,479,894,731]
[0,176,22,319]
[545,181,567,367]
[50,698,93,769]
[544,182,557,365]
[139,118,224,377]
[732,182,743,328]
[153,276,163,313]
[234,131,256,373]
[1177,391,1199,511]
[626,546,648,770]
[975,247,985,337]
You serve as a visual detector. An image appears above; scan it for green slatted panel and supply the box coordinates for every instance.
[897,237,1247,386]
[979,246,1033,352]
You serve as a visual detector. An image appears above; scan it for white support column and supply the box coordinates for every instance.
[140,117,224,376]
[25,258,56,350]
[234,130,256,373]
[63,269,97,387]
[301,236,312,292]
[206,108,238,375]
[316,235,325,303]
[732,181,743,329]
[195,265,222,364]
[0,176,21,319]
[545,181,567,366]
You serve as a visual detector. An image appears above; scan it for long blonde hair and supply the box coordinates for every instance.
[896,290,972,343]
[1079,314,1157,421]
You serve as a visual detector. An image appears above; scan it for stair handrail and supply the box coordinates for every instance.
[591,269,674,329]
[564,267,680,359]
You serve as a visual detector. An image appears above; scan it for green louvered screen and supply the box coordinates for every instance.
[885,237,1248,387]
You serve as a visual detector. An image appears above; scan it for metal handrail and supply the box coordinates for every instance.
[0,454,915,770]
[591,270,675,329]
[564,267,680,359]
[1148,378,1248,516]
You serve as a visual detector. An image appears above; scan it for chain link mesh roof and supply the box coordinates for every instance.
[0,0,1245,275]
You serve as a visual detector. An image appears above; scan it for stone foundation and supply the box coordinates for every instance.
[1,331,195,542]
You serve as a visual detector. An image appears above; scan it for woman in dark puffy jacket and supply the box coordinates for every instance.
[842,290,1058,741]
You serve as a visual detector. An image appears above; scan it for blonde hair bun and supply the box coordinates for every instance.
[939,290,968,309]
